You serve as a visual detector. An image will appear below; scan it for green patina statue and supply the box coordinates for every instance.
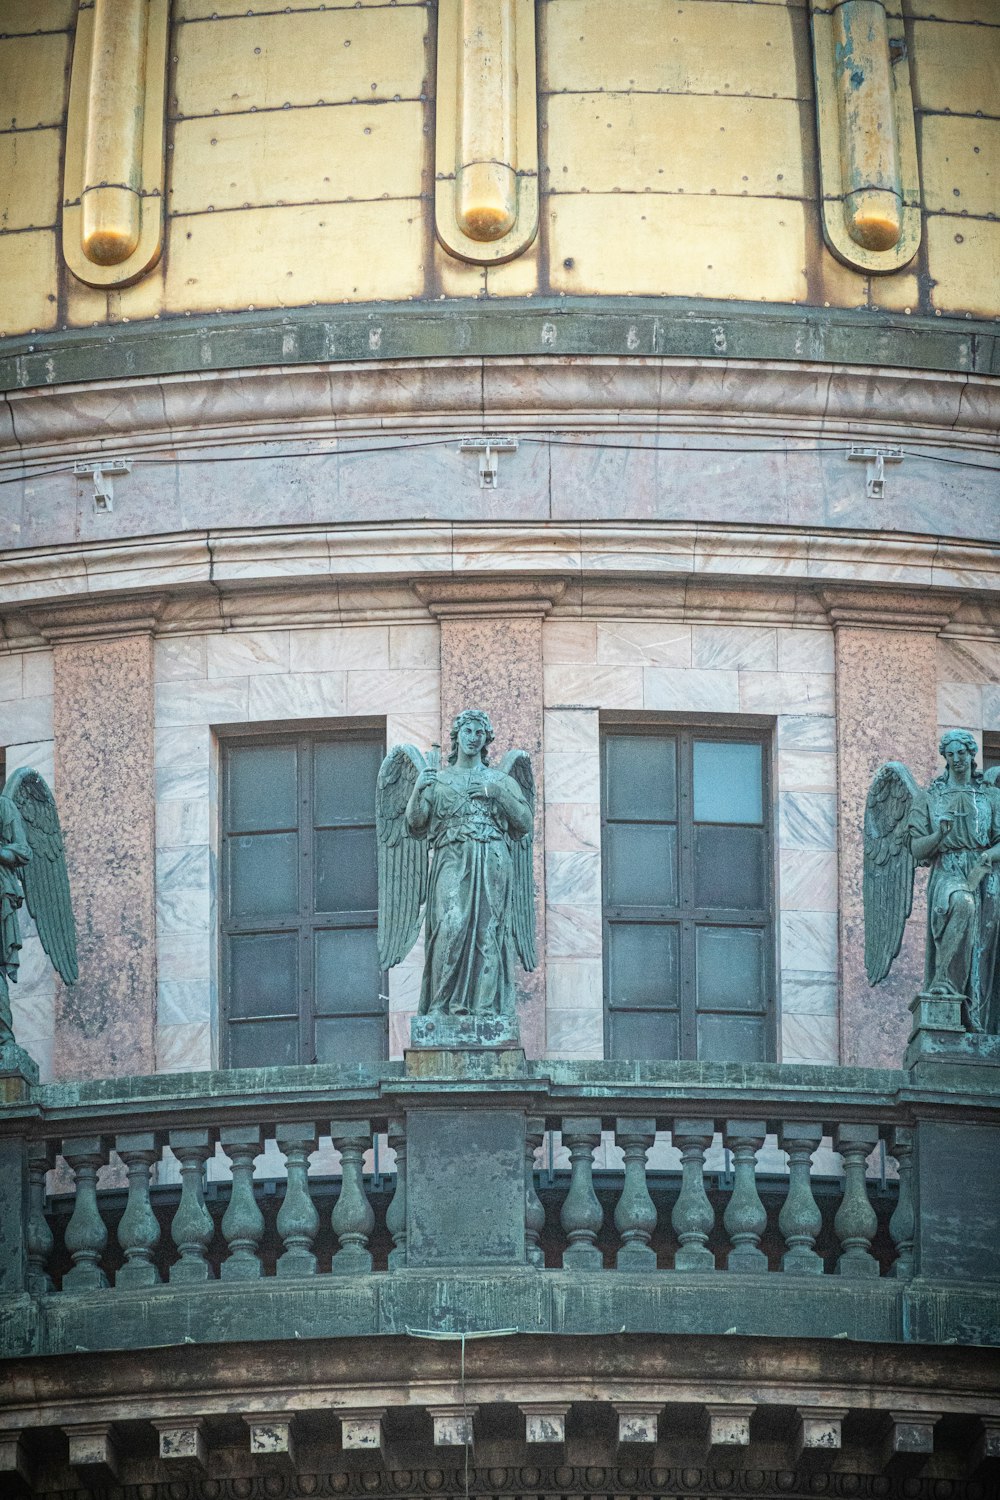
[375,708,536,1016]
[864,729,1000,1034]
[0,767,77,1048]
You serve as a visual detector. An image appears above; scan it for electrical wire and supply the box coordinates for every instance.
[2,432,999,488]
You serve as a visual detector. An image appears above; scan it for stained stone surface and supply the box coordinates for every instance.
[832,621,940,1068]
[53,634,157,1078]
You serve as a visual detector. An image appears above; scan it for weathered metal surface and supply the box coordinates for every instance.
[62,0,169,287]
[435,0,538,264]
[809,0,921,273]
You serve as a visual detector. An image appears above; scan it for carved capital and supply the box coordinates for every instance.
[29,595,167,643]
[413,578,567,619]
[817,587,957,633]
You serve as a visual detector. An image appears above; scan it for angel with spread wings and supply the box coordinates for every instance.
[864,729,1000,1035]
[376,708,536,1018]
[0,767,77,1048]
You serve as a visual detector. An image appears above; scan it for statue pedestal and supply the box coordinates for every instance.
[410,1013,520,1049]
[904,992,1000,1083]
[402,1015,532,1270]
[0,1042,39,1104]
[405,1013,526,1079]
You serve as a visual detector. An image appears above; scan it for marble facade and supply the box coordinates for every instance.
[2,605,997,1081]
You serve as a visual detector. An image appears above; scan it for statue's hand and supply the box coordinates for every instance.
[415,768,438,793]
[936,816,953,840]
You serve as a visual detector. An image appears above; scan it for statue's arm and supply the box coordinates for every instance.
[405,769,437,834]
[0,799,31,870]
[495,773,533,837]
[907,794,947,864]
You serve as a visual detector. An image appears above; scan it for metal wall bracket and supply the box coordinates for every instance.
[458,436,518,490]
[847,445,903,500]
[73,458,132,512]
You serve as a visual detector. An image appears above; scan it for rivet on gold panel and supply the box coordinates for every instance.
[63,0,169,287]
[436,0,538,265]
[810,0,921,273]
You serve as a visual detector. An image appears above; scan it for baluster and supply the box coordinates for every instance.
[275,1122,319,1277]
[889,1126,915,1280]
[219,1125,264,1281]
[386,1118,407,1270]
[168,1128,215,1283]
[723,1120,768,1273]
[115,1132,161,1288]
[524,1116,546,1268]
[62,1136,110,1291]
[613,1117,657,1271]
[331,1120,375,1273]
[671,1119,716,1271]
[559,1117,603,1269]
[834,1123,879,1278]
[779,1122,824,1274]
[26,1142,55,1296]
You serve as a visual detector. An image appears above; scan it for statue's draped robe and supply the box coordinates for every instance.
[413,767,532,1016]
[910,778,1000,1032]
[0,792,31,1038]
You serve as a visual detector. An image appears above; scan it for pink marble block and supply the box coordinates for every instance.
[52,633,158,1079]
[830,609,944,1068]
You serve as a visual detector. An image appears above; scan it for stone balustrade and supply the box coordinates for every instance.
[26,1112,908,1290]
[0,1053,996,1359]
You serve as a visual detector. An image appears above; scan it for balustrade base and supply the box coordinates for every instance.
[7,1270,1000,1362]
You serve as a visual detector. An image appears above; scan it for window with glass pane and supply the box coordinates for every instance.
[222,731,386,1067]
[984,734,1000,775]
[601,726,773,1062]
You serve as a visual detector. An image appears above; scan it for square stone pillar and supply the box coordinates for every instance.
[412,580,565,1058]
[33,600,162,1079]
[821,591,953,1067]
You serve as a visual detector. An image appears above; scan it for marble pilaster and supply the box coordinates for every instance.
[413,580,565,1058]
[821,591,954,1068]
[34,600,161,1079]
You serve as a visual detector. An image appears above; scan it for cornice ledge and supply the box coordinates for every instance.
[412,578,569,619]
[817,587,959,633]
[29,595,169,643]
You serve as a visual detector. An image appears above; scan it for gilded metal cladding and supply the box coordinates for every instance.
[810,0,921,273]
[63,0,169,287]
[435,0,539,265]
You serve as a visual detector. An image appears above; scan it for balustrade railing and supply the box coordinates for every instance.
[17,1104,915,1291]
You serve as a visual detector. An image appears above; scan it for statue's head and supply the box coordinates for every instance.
[448,708,494,766]
[939,728,979,777]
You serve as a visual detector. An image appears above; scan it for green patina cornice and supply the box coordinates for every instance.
[1,297,996,393]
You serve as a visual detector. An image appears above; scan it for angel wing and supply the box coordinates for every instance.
[863,760,921,986]
[375,744,428,970]
[500,749,537,973]
[3,767,77,985]
[983,767,1000,789]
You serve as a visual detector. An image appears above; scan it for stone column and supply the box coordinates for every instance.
[821,590,953,1068]
[413,580,565,1058]
[32,599,162,1080]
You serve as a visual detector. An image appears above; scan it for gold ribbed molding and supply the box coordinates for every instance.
[435,0,539,265]
[810,0,921,273]
[62,0,169,288]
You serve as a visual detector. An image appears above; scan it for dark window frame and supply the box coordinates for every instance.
[219,722,387,1068]
[600,716,776,1063]
[983,733,1000,774]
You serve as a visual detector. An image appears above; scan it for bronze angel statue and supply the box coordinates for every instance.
[376,708,536,1017]
[864,729,1000,1035]
[0,766,77,1048]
